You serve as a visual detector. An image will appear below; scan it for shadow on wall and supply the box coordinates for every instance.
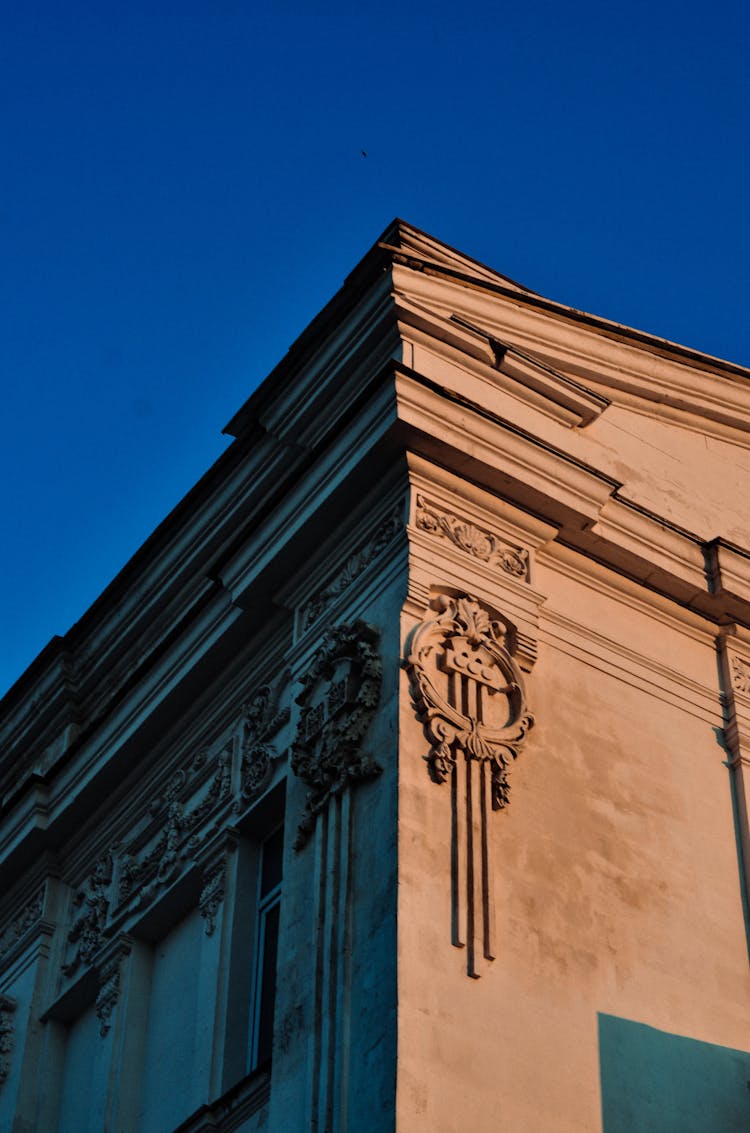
[599,1014,750,1132]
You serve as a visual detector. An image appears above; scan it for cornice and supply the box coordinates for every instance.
[392,365,750,629]
[394,263,750,442]
[388,241,750,388]
[540,607,721,725]
[394,291,610,431]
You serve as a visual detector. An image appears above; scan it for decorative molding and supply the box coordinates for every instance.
[116,744,233,912]
[61,680,289,976]
[291,621,382,849]
[0,996,16,1087]
[0,889,44,965]
[237,683,290,807]
[300,505,403,632]
[199,860,227,937]
[95,959,120,1037]
[405,594,534,976]
[415,494,529,581]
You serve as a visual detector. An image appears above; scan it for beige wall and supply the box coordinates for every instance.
[397,505,750,1132]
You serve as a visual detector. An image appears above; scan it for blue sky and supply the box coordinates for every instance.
[2,1,750,695]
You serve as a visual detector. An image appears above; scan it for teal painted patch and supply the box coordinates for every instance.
[599,1013,750,1132]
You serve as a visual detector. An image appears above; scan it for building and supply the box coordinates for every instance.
[2,220,750,1132]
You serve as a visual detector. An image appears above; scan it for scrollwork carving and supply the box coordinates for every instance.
[64,854,113,975]
[291,621,382,848]
[415,495,529,581]
[199,861,226,937]
[300,505,403,631]
[731,655,750,696]
[0,890,44,964]
[238,684,290,806]
[95,961,120,1037]
[406,594,533,808]
[405,594,534,976]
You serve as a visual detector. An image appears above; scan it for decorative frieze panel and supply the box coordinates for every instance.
[0,889,45,967]
[405,594,534,977]
[61,677,290,980]
[415,495,529,581]
[291,621,382,848]
[299,504,403,633]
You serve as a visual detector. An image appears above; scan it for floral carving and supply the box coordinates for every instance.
[291,622,382,848]
[95,961,120,1037]
[301,506,403,631]
[415,496,529,580]
[0,996,16,1087]
[406,594,533,807]
[117,740,236,910]
[0,890,44,964]
[199,861,226,937]
[731,655,750,695]
[238,683,290,806]
[64,854,113,975]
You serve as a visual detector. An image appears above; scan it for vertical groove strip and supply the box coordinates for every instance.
[465,753,477,978]
[324,795,342,1133]
[337,788,353,1132]
[310,813,328,1131]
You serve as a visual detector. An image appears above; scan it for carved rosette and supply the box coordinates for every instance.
[406,594,533,808]
[291,621,382,848]
[405,594,534,977]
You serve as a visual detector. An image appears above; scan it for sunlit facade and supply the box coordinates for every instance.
[3,221,750,1131]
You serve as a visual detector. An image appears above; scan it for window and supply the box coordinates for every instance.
[250,822,283,1069]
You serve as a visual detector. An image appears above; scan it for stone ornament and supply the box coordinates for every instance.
[95,961,120,1037]
[291,621,382,848]
[405,594,534,976]
[0,996,16,1087]
[415,495,529,581]
[199,860,226,937]
[300,505,403,632]
[0,890,44,967]
[406,594,534,808]
[64,854,113,975]
[238,683,291,806]
[730,655,750,696]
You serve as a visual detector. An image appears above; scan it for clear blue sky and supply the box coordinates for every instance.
[2,1,750,696]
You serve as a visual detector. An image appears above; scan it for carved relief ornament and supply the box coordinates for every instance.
[730,655,750,696]
[238,683,290,806]
[406,594,534,808]
[291,621,382,848]
[405,594,534,977]
[415,496,529,581]
[300,505,403,631]
[0,996,16,1087]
